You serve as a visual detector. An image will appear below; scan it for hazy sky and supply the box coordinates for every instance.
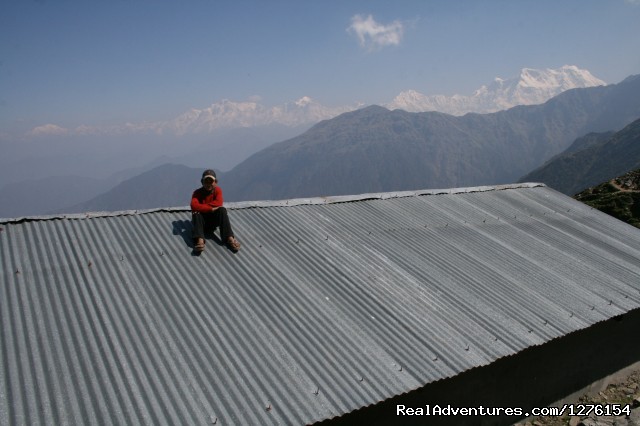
[2,0,640,134]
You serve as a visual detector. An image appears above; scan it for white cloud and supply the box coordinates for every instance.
[28,123,69,137]
[348,14,404,51]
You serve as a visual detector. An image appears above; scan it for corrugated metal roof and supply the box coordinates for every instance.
[1,183,639,425]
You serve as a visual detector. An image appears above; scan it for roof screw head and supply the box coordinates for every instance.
[266,404,272,412]
[15,269,20,274]
[88,261,92,267]
[569,312,574,318]
[465,345,470,351]
[210,416,217,424]
[543,320,548,325]
[358,376,364,382]
[608,300,612,305]
[313,387,319,395]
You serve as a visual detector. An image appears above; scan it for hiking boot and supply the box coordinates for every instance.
[227,236,241,252]
[194,238,205,252]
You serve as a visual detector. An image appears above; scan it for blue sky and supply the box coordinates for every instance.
[2,0,640,135]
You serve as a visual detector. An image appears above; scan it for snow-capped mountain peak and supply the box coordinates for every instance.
[155,96,359,135]
[26,65,606,138]
[295,96,314,107]
[387,65,606,115]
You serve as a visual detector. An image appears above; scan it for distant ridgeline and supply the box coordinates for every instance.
[574,169,640,229]
[520,115,640,196]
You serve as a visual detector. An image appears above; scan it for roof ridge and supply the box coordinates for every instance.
[0,183,545,224]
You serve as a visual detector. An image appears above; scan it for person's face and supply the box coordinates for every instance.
[203,177,216,191]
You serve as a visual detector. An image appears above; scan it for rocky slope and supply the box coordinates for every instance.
[573,169,640,229]
[517,368,640,426]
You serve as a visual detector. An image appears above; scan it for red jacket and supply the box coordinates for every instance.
[191,186,224,213]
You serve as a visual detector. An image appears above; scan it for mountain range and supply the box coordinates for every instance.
[520,116,640,195]
[386,65,605,115]
[25,65,603,140]
[58,74,640,214]
[220,75,640,202]
[51,163,202,214]
[139,65,604,132]
[0,65,610,218]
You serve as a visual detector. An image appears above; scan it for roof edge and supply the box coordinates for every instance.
[0,183,546,224]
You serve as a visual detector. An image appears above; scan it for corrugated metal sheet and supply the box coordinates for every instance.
[1,183,639,425]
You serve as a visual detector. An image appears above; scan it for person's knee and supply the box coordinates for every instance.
[216,207,228,217]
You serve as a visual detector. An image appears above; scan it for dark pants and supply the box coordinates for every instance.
[192,207,234,242]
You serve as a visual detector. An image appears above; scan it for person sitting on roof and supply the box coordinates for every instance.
[191,169,241,253]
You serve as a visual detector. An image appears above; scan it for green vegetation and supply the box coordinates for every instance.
[574,169,640,229]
